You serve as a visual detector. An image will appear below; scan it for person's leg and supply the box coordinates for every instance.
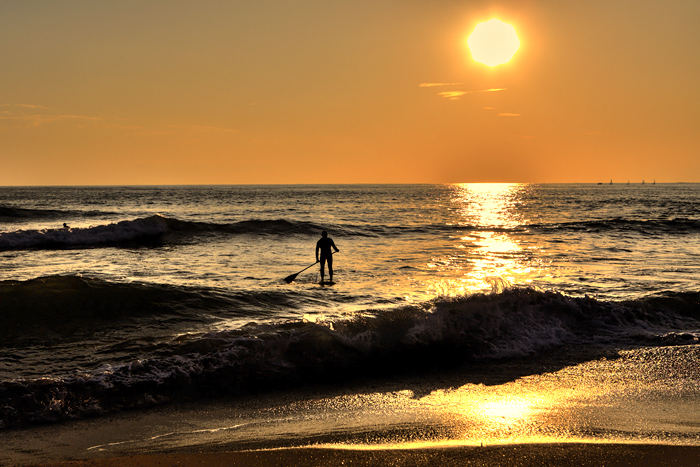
[320,258,326,282]
[327,255,333,282]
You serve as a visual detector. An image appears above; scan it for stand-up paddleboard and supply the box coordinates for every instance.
[318,281,336,286]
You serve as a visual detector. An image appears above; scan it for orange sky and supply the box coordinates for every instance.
[2,0,699,185]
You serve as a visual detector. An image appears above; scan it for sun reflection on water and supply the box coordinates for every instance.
[426,183,538,295]
[452,183,524,228]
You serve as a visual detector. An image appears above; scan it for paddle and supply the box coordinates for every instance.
[284,251,338,284]
[283,260,318,284]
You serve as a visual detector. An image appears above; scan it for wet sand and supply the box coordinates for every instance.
[28,444,700,467]
[4,346,700,467]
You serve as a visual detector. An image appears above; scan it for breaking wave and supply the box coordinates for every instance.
[0,216,171,250]
[1,283,699,429]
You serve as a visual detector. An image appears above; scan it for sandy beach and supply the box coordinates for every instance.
[3,344,700,467]
[25,444,700,467]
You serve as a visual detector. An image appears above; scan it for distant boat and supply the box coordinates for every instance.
[627,180,630,185]
[642,180,645,184]
[610,180,613,185]
[653,179,656,185]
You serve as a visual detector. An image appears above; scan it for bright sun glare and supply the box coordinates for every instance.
[467,19,520,67]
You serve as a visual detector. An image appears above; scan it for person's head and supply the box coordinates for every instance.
[321,231,328,238]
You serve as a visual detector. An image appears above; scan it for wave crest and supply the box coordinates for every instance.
[0,215,169,250]
[0,215,347,251]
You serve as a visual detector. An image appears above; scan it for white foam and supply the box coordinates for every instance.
[0,215,169,249]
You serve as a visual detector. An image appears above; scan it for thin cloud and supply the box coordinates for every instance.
[419,83,463,87]
[423,86,508,100]
[0,104,50,109]
[498,113,521,117]
[438,91,470,100]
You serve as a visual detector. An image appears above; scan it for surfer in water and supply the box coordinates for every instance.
[316,231,339,283]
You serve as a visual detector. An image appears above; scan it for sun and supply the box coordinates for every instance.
[467,19,520,67]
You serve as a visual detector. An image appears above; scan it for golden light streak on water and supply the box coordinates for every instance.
[426,183,538,295]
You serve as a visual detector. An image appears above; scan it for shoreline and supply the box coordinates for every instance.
[3,344,700,466]
[28,443,700,467]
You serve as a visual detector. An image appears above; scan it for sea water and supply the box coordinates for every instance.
[0,183,699,430]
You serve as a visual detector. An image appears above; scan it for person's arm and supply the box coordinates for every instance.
[331,239,339,252]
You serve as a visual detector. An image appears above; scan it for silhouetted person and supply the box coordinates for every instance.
[316,231,339,283]
[63,223,70,229]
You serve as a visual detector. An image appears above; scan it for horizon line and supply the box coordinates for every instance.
[0,181,696,188]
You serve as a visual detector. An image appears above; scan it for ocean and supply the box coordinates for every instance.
[1,183,699,450]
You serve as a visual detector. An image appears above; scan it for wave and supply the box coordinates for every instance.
[357,217,700,237]
[0,216,171,250]
[0,276,224,342]
[0,205,109,221]
[0,275,310,344]
[165,217,332,236]
[0,215,357,251]
[1,285,699,428]
[528,218,700,235]
[0,206,67,220]
[364,218,700,237]
[5,212,696,252]
[0,219,545,252]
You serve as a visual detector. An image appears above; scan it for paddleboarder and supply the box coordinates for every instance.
[316,231,339,283]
